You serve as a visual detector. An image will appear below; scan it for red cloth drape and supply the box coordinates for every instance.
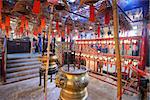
[89,5,95,22]
[32,0,41,15]
[105,12,110,25]
[5,16,10,27]
[97,25,100,38]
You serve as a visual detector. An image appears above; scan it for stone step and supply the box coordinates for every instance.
[7,64,40,73]
[6,68,39,79]
[5,73,39,84]
[7,58,39,64]
[7,61,42,68]
[7,53,42,59]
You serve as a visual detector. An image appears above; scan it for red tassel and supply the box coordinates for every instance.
[1,23,5,30]
[67,25,70,35]
[97,25,100,38]
[32,0,41,15]
[20,16,26,28]
[38,27,41,33]
[105,12,110,25]
[0,0,2,11]
[41,18,45,29]
[61,31,65,38]
[25,20,28,30]
[33,31,38,36]
[20,27,23,33]
[89,5,95,22]
[5,16,10,27]
[56,21,59,32]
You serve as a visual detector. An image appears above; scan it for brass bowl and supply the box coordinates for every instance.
[55,65,89,100]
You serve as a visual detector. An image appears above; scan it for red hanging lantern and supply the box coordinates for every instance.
[41,18,45,29]
[32,0,41,15]
[97,25,100,38]
[105,11,110,25]
[89,4,95,22]
[5,16,10,27]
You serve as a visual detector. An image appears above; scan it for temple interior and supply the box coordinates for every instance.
[0,0,150,100]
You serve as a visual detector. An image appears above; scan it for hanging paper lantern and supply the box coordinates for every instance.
[97,25,100,38]
[5,16,10,27]
[41,18,45,29]
[32,0,41,15]
[89,4,95,22]
[105,12,110,25]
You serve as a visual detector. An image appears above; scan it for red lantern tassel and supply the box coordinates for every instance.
[105,12,110,25]
[20,16,26,28]
[5,16,10,27]
[61,31,65,38]
[0,0,2,11]
[33,31,38,36]
[32,0,41,15]
[89,5,95,22]
[41,18,45,29]
[67,25,70,35]
[56,21,59,32]
[25,20,28,30]
[97,25,100,38]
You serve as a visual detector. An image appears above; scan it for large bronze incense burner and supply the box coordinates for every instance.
[55,65,89,100]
